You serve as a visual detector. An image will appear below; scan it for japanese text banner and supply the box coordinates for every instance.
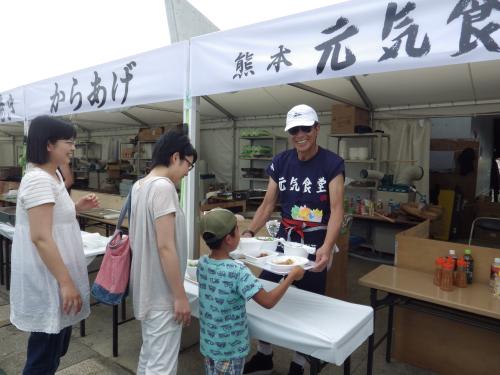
[25,42,189,119]
[0,87,25,124]
[190,0,500,96]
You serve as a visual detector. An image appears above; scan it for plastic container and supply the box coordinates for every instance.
[463,248,474,284]
[440,262,455,291]
[490,258,500,287]
[455,258,467,288]
[494,272,500,298]
[448,250,458,271]
[433,257,445,286]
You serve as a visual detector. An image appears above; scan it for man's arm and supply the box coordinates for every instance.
[242,177,279,236]
[312,173,345,272]
[155,214,191,325]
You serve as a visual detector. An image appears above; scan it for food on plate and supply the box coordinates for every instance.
[257,252,269,258]
[273,258,294,265]
[256,236,274,241]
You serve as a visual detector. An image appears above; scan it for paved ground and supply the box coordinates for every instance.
[0,256,436,375]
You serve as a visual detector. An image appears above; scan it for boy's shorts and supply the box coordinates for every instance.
[204,357,245,375]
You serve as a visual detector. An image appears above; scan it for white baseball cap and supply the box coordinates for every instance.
[285,104,319,132]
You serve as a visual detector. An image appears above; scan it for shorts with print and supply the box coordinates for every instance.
[204,357,245,375]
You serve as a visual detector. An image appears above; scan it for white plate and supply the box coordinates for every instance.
[244,250,279,264]
[266,255,309,272]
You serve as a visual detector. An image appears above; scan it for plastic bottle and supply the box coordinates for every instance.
[448,250,458,271]
[440,261,455,291]
[490,258,500,287]
[455,258,467,288]
[463,248,474,284]
[356,195,362,215]
[388,198,394,215]
[494,271,500,298]
[433,257,445,286]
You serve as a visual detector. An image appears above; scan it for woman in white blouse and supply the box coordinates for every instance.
[10,116,99,375]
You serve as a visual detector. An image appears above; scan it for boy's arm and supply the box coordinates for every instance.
[252,267,304,309]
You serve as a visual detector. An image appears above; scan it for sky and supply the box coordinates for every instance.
[0,0,346,92]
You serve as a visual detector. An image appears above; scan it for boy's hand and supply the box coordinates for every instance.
[288,266,305,281]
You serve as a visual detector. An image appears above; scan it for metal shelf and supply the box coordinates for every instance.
[240,136,287,140]
[329,133,390,138]
[242,177,268,181]
[239,157,273,161]
[346,185,377,190]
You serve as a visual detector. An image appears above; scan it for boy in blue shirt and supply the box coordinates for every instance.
[198,208,304,375]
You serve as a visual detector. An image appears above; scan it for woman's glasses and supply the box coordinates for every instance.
[288,126,315,136]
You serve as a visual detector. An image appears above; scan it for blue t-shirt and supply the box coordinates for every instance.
[197,256,262,361]
[266,147,344,225]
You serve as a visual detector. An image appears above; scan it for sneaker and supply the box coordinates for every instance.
[243,352,273,375]
[288,362,304,375]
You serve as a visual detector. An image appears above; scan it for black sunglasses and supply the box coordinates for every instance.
[288,125,315,136]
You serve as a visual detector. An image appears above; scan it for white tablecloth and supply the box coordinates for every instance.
[184,278,373,365]
[0,222,107,266]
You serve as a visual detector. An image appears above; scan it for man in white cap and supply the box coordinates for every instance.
[242,104,345,375]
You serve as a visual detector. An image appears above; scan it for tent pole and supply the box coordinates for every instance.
[232,120,237,191]
[183,96,201,259]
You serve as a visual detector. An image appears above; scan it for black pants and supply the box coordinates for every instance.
[23,326,72,375]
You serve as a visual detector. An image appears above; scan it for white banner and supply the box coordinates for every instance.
[0,86,25,124]
[190,0,500,96]
[26,42,189,119]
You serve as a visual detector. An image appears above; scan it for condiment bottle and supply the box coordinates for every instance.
[440,261,455,292]
[433,257,445,286]
[490,258,500,287]
[455,258,467,288]
[448,250,458,270]
[463,248,474,284]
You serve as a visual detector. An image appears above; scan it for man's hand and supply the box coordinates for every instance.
[312,245,331,272]
[174,296,191,326]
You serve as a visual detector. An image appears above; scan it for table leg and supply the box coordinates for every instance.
[121,300,126,320]
[113,305,119,357]
[367,288,377,375]
[309,358,320,375]
[386,303,394,363]
[6,240,11,291]
[80,320,86,337]
[0,237,4,286]
[343,356,351,375]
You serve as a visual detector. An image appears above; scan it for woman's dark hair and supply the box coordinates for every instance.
[27,115,76,164]
[151,128,197,168]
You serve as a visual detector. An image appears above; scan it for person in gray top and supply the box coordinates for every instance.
[129,128,197,375]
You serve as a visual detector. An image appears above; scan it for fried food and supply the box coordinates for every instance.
[273,258,294,265]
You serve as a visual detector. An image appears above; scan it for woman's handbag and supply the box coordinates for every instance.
[91,192,132,305]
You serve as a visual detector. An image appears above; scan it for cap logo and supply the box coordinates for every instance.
[292,112,301,118]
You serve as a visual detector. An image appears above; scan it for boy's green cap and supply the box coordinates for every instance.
[200,208,237,244]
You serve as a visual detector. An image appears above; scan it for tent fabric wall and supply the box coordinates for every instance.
[374,119,431,197]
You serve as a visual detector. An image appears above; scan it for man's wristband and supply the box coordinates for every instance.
[241,229,255,237]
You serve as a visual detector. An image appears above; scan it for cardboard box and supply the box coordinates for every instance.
[331,104,369,134]
[138,127,164,141]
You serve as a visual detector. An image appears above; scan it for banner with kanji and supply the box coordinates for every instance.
[25,42,189,119]
[190,0,500,96]
[0,86,25,124]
